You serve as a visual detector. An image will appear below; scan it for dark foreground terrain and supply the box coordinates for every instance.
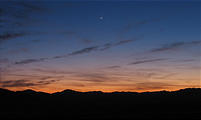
[0,88,201,120]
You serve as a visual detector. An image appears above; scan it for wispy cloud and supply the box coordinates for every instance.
[150,41,201,53]
[33,68,75,75]
[0,2,42,24]
[134,82,178,90]
[14,38,140,65]
[100,39,138,51]
[73,73,112,83]
[15,58,48,65]
[14,46,100,64]
[52,46,99,59]
[69,46,99,55]
[105,66,121,69]
[0,1,47,41]
[0,79,59,87]
[154,73,176,80]
[4,73,64,81]
[128,58,167,65]
[0,32,27,43]
[0,80,36,87]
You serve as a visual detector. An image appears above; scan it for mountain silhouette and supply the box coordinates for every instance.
[0,88,201,119]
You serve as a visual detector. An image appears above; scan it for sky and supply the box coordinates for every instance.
[0,0,200,93]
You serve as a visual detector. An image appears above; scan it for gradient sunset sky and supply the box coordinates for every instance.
[0,0,200,93]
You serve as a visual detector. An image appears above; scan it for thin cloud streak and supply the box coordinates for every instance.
[0,32,27,43]
[0,79,59,87]
[15,58,48,65]
[14,38,139,65]
[150,41,201,53]
[105,66,121,69]
[0,2,46,21]
[128,58,168,65]
[69,46,99,56]
[133,82,180,90]
[100,38,140,51]
[33,68,75,75]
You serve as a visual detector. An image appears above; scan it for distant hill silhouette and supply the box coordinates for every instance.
[1,87,201,95]
[0,88,201,119]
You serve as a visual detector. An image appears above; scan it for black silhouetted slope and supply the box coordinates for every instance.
[0,88,201,119]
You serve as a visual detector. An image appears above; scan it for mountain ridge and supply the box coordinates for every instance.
[0,87,201,95]
[1,87,201,119]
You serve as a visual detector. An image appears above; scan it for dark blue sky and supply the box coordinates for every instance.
[0,0,200,92]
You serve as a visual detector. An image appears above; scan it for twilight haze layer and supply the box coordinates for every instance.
[0,0,200,93]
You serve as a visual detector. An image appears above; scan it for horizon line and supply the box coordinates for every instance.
[1,87,200,94]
